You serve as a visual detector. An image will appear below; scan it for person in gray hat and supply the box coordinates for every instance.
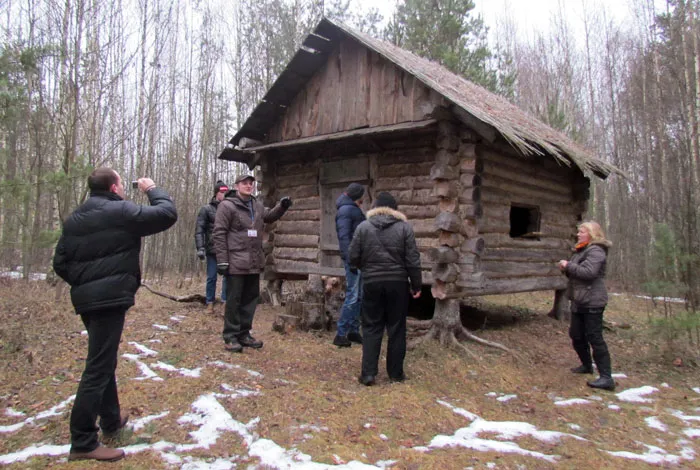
[213,174,292,352]
[333,182,366,347]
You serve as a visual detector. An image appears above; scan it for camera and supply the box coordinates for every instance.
[132,181,139,189]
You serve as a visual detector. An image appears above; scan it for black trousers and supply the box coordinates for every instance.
[70,308,126,452]
[569,306,612,377]
[223,273,260,342]
[361,281,410,379]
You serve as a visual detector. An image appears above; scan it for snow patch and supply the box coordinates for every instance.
[554,398,592,407]
[644,417,667,432]
[129,341,158,356]
[153,362,202,378]
[130,411,170,431]
[616,386,659,403]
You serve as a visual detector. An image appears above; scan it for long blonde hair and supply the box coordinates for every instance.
[579,221,609,245]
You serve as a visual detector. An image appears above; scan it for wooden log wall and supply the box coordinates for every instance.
[373,136,438,284]
[456,143,587,295]
[263,157,322,276]
[263,133,439,280]
[429,120,467,300]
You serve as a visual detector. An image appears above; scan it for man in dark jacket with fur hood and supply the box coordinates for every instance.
[333,182,366,348]
[348,192,421,386]
[53,168,177,462]
[213,174,291,352]
[195,180,229,311]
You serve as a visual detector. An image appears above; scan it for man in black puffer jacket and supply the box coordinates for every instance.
[348,192,421,386]
[53,168,177,462]
[195,180,229,310]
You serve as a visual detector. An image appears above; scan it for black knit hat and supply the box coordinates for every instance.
[373,191,397,210]
[345,183,365,201]
[214,180,229,195]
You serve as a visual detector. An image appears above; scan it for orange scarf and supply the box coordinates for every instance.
[575,241,590,251]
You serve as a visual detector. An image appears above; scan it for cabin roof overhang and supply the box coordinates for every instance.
[220,18,623,180]
[222,119,438,169]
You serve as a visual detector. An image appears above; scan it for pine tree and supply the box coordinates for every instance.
[385,0,513,95]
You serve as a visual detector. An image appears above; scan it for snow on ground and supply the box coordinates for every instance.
[0,395,75,434]
[122,353,163,381]
[616,386,659,403]
[645,417,668,432]
[152,362,202,378]
[485,392,517,402]
[1,309,698,468]
[130,411,170,431]
[129,341,159,356]
[413,400,586,463]
[606,440,696,465]
[554,398,593,407]
[4,408,25,417]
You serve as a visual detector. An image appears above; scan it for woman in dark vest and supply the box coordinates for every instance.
[558,221,615,391]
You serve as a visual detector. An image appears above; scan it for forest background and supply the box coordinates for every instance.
[1,0,698,309]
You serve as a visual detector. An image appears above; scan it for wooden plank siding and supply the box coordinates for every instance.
[267,39,443,143]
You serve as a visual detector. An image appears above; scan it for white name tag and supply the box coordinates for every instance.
[247,229,258,237]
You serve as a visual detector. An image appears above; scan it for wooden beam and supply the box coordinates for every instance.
[241,119,438,152]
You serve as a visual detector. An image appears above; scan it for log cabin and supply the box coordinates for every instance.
[219,18,622,321]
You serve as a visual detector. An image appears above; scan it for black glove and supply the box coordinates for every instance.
[197,249,206,260]
[216,263,229,275]
[280,196,292,209]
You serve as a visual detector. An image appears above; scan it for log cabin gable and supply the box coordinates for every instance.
[266,38,442,144]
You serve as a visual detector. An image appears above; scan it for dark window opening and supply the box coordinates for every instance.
[509,204,541,238]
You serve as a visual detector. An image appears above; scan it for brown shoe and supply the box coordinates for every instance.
[102,414,129,439]
[68,445,125,462]
[206,303,214,314]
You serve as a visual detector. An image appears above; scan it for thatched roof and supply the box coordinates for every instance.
[221,17,622,179]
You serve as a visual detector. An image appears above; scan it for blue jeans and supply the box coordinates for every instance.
[337,262,362,336]
[206,254,227,304]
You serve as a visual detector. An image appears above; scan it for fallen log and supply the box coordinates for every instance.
[141,283,207,304]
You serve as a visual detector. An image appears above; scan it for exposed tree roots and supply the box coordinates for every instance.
[408,321,518,360]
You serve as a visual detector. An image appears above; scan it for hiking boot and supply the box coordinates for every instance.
[570,364,594,374]
[358,375,376,386]
[587,376,616,391]
[68,445,125,462]
[102,414,129,439]
[333,335,351,348]
[238,334,263,349]
[347,331,363,344]
[224,339,243,353]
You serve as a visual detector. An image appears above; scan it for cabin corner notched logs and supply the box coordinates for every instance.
[430,119,473,300]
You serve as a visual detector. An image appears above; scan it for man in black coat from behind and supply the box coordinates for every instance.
[53,168,177,462]
[348,192,422,386]
[195,180,229,312]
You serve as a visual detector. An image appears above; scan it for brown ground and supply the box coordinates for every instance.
[0,276,698,469]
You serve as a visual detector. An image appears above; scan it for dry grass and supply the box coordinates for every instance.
[0,277,698,469]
